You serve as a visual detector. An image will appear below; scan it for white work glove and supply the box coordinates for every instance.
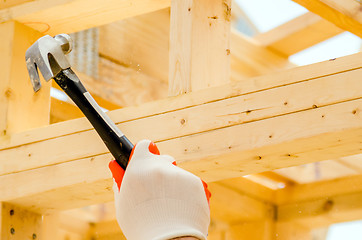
[109,140,211,240]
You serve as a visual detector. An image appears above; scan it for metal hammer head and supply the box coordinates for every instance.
[25,34,73,92]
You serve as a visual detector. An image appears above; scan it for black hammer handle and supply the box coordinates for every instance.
[53,68,133,170]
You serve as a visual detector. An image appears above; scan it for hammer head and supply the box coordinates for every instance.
[25,34,73,92]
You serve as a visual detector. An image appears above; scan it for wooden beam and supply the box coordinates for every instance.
[0,53,362,211]
[1,53,362,176]
[99,8,292,86]
[0,202,42,239]
[93,57,167,107]
[274,174,362,227]
[293,0,362,38]
[0,0,31,10]
[168,0,232,95]
[50,98,84,123]
[254,12,344,56]
[225,220,275,240]
[99,8,170,84]
[274,222,312,240]
[217,177,276,204]
[0,0,170,35]
[209,183,274,223]
[230,29,294,81]
[275,174,362,205]
[278,190,362,228]
[273,159,358,184]
[0,21,50,136]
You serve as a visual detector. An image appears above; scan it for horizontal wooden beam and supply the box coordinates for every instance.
[209,183,274,223]
[99,8,292,85]
[0,0,170,35]
[276,174,362,227]
[0,53,362,212]
[254,12,344,56]
[275,174,362,205]
[278,190,362,228]
[50,98,84,123]
[293,0,362,38]
[230,29,294,81]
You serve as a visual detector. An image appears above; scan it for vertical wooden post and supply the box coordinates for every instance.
[225,220,274,240]
[274,222,312,240]
[224,220,313,240]
[0,202,42,239]
[168,0,232,95]
[0,21,50,136]
[42,213,60,240]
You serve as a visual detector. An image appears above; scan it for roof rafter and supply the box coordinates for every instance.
[0,0,170,35]
[293,0,362,38]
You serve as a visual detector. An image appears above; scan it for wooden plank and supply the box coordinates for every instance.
[292,0,362,38]
[0,0,170,35]
[338,154,362,173]
[217,177,276,204]
[278,191,362,228]
[1,64,361,176]
[0,56,361,211]
[12,49,358,151]
[230,29,294,81]
[0,202,42,239]
[0,0,31,9]
[99,8,292,86]
[275,174,362,205]
[274,159,359,184]
[254,12,344,56]
[50,98,84,123]
[168,0,231,95]
[42,213,60,240]
[225,220,276,240]
[274,222,312,240]
[99,8,170,84]
[89,220,126,240]
[0,21,50,136]
[209,183,274,223]
[90,57,168,107]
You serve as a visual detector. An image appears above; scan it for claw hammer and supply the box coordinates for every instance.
[25,34,133,170]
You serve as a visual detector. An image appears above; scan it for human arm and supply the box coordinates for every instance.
[109,140,211,240]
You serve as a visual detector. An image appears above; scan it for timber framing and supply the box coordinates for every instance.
[0,52,361,212]
[1,0,362,238]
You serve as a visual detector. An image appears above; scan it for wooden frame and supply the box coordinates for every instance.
[0,0,361,239]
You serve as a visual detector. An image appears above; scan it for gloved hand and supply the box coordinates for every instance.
[109,139,211,240]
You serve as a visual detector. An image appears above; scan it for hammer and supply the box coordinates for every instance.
[25,34,133,170]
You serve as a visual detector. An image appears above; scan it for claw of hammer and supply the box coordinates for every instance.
[25,34,73,92]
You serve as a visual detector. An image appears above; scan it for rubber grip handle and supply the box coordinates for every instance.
[53,68,133,170]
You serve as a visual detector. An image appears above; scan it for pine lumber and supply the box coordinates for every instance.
[0,202,43,239]
[50,98,84,123]
[99,8,171,84]
[1,56,362,176]
[293,0,362,38]
[0,0,170,35]
[99,7,292,87]
[275,174,362,205]
[0,53,361,212]
[278,191,362,228]
[0,21,50,136]
[168,0,231,95]
[254,12,344,56]
[230,29,294,81]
